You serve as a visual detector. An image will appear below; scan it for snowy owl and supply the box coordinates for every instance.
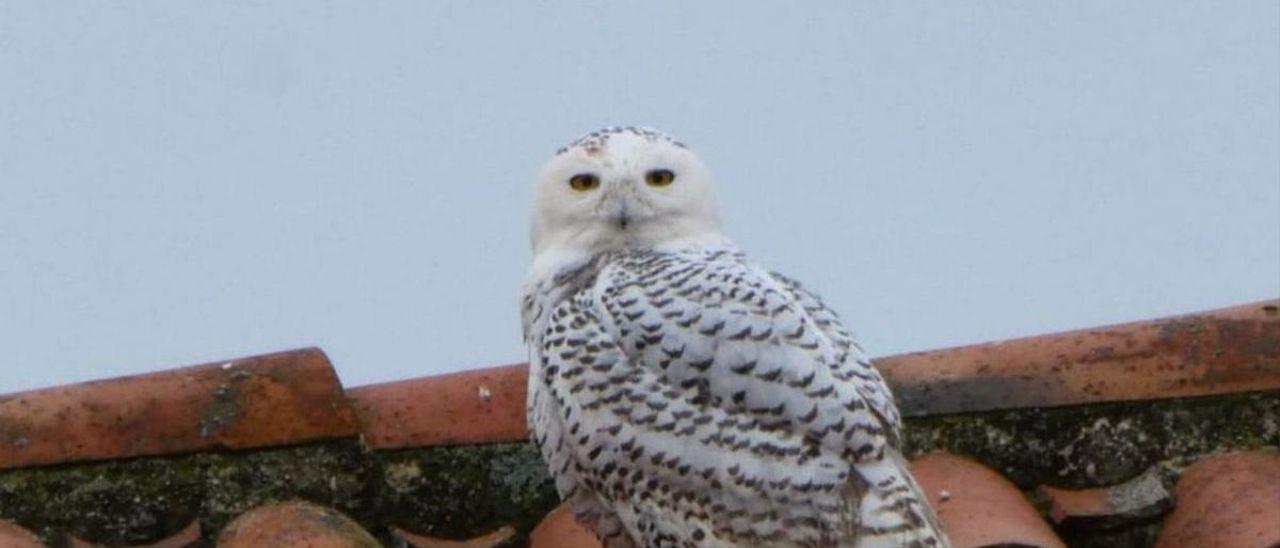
[521,127,947,547]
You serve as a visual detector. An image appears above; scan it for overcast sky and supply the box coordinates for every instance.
[1,2,1277,394]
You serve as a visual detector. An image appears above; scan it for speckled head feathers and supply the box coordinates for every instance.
[556,126,687,156]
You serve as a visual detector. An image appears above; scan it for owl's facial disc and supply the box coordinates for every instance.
[531,127,724,256]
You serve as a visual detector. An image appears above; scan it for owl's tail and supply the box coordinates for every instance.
[852,448,950,548]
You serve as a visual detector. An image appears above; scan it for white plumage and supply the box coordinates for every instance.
[521,127,947,547]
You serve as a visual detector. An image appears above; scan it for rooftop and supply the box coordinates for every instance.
[0,300,1276,547]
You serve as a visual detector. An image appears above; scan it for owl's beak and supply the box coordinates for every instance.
[603,186,633,230]
[616,201,631,230]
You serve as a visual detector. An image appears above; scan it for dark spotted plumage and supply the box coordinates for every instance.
[556,126,687,156]
[523,244,946,547]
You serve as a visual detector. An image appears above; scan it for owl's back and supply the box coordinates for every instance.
[524,246,946,547]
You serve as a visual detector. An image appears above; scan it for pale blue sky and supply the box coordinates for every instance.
[1,2,1277,393]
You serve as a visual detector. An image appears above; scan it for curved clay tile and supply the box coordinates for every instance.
[338,300,1279,446]
[348,363,527,448]
[910,452,1066,548]
[878,300,1280,416]
[530,504,602,548]
[393,525,517,548]
[0,520,44,548]
[1037,467,1172,529]
[0,348,358,470]
[1155,451,1280,548]
[215,500,380,548]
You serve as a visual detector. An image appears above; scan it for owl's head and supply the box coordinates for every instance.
[530,127,725,258]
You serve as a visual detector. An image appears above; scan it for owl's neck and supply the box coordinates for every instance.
[526,229,735,288]
[520,233,738,342]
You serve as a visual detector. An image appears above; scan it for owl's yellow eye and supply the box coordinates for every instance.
[568,173,600,192]
[645,169,675,187]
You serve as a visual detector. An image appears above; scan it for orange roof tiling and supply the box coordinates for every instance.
[1154,450,1280,548]
[879,300,1280,415]
[0,300,1274,546]
[0,519,43,548]
[216,500,379,548]
[356,299,1280,450]
[348,363,528,449]
[0,300,1273,468]
[394,524,518,548]
[1039,484,1113,526]
[348,300,1280,447]
[1037,467,1172,531]
[0,348,358,471]
[530,504,602,548]
[911,452,1067,548]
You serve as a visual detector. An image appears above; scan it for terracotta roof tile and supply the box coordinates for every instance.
[349,363,527,449]
[1039,483,1110,524]
[0,348,358,470]
[346,300,1278,447]
[215,500,380,548]
[393,525,517,547]
[0,301,1273,546]
[530,504,601,548]
[0,519,44,548]
[1037,467,1172,529]
[879,299,1280,415]
[0,301,1265,465]
[910,452,1066,548]
[1155,450,1280,548]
